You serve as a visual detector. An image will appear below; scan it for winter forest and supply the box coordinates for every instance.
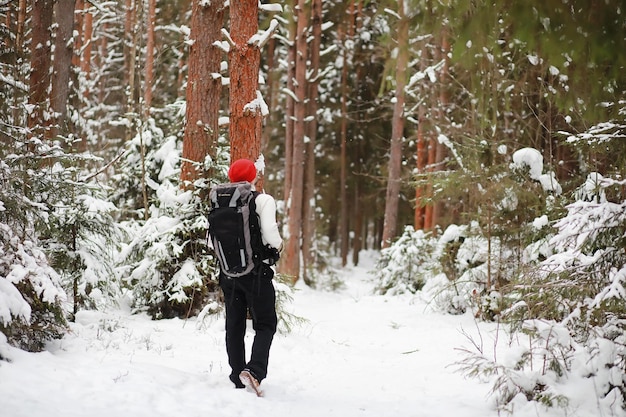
[1,0,626,414]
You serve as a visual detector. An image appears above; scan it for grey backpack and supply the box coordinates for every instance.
[207,182,262,277]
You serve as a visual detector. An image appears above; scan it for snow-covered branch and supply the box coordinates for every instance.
[220,28,236,49]
[243,90,269,117]
[249,19,279,49]
[213,40,230,53]
[259,2,282,13]
[281,87,298,103]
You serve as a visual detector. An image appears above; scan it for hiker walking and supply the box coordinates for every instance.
[208,158,283,396]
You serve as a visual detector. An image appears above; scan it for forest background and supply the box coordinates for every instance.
[1,0,625,414]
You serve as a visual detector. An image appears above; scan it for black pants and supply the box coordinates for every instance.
[219,264,277,384]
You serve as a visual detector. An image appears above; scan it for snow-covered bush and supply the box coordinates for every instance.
[458,106,626,414]
[373,226,438,295]
[423,223,490,315]
[116,128,230,319]
[505,179,626,409]
[43,189,124,315]
[273,273,308,334]
[302,235,344,291]
[109,119,176,220]
[0,157,68,353]
[373,222,517,316]
[119,179,217,319]
[1,135,119,350]
[0,223,67,353]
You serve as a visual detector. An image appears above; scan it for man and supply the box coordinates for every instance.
[212,158,283,396]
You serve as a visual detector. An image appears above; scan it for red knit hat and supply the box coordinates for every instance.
[228,159,257,183]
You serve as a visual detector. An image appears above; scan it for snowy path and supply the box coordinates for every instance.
[0,259,501,417]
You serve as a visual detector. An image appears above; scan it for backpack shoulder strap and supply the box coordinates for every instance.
[248,191,265,262]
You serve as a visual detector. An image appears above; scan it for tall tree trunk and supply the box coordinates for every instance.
[77,0,94,152]
[301,0,322,283]
[414,101,427,230]
[73,0,83,69]
[414,43,428,230]
[261,36,277,153]
[8,0,28,134]
[50,0,76,139]
[283,0,296,202]
[339,28,349,265]
[28,0,54,135]
[339,0,356,266]
[180,0,225,188]
[432,29,449,229]
[381,0,408,248]
[282,0,308,281]
[123,0,139,143]
[423,33,436,231]
[16,0,27,51]
[80,5,93,95]
[351,182,363,266]
[424,134,436,230]
[229,0,261,163]
[143,0,156,117]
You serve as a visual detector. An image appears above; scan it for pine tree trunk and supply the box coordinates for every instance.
[180,0,225,188]
[80,7,93,92]
[28,0,54,135]
[143,0,156,116]
[50,0,75,139]
[414,101,426,230]
[8,0,28,133]
[16,0,27,50]
[73,0,83,68]
[261,36,278,154]
[283,0,296,202]
[381,0,408,248]
[432,29,449,229]
[229,0,261,163]
[339,35,349,265]
[351,183,363,266]
[414,44,428,230]
[339,0,356,266]
[123,0,139,143]
[424,138,436,230]
[301,0,322,283]
[282,0,308,281]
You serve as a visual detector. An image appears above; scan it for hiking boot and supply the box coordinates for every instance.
[239,369,263,397]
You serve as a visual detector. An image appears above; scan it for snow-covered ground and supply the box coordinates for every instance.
[1,253,564,417]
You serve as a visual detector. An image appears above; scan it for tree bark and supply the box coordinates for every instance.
[180,0,225,188]
[261,36,277,154]
[339,0,356,266]
[123,0,139,143]
[73,0,83,69]
[28,0,54,135]
[432,29,449,229]
[143,0,156,116]
[301,0,322,283]
[229,0,262,163]
[381,0,408,248]
[282,0,308,281]
[283,0,296,202]
[50,0,75,139]
[16,0,27,51]
[339,30,349,265]
[80,4,93,92]
[6,0,28,134]
[414,101,427,230]
[351,182,363,266]
[414,43,428,230]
